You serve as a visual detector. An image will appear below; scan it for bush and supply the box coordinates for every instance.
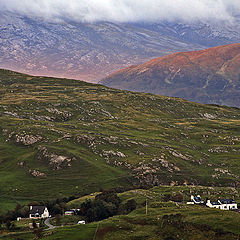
[5,221,16,230]
[170,194,184,202]
[119,199,137,215]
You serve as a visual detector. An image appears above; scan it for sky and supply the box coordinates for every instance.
[0,0,239,23]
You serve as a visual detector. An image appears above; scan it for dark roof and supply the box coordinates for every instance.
[29,206,46,215]
[194,197,202,202]
[210,201,221,206]
[220,199,236,204]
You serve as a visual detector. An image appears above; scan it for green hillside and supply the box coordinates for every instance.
[0,69,240,213]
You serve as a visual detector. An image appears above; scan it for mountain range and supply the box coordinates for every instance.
[1,12,240,82]
[101,43,240,108]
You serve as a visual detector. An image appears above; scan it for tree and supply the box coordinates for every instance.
[170,194,184,202]
[5,221,16,230]
[81,199,92,215]
[55,214,61,226]
[52,204,62,215]
[32,219,37,229]
[163,194,171,202]
[125,199,137,213]
[33,228,44,239]
[81,191,123,222]
[95,192,121,208]
[19,206,29,218]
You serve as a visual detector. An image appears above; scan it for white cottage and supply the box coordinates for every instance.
[219,199,238,210]
[206,200,222,209]
[187,195,204,204]
[206,199,238,210]
[29,206,50,219]
[190,195,204,204]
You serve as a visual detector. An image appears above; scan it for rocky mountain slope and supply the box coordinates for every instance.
[1,69,240,211]
[1,12,240,82]
[101,43,240,108]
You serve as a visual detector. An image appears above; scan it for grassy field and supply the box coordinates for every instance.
[0,69,240,214]
[0,224,97,240]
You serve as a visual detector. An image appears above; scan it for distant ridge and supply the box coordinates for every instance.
[1,12,240,82]
[101,43,240,108]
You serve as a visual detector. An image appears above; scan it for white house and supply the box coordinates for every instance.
[206,200,222,209]
[187,195,204,205]
[206,199,238,210]
[29,206,50,219]
[219,199,238,210]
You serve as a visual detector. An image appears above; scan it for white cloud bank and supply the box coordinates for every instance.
[0,0,239,23]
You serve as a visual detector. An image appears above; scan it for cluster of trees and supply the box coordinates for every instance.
[79,190,137,222]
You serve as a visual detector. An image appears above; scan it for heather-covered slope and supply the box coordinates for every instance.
[101,43,240,107]
[1,69,240,212]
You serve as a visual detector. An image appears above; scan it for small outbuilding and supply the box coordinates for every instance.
[78,220,86,224]
[64,210,75,216]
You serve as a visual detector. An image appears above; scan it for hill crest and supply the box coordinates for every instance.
[101,43,240,108]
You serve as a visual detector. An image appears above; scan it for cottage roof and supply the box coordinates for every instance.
[220,199,236,204]
[29,206,46,215]
[210,201,221,205]
[194,196,202,202]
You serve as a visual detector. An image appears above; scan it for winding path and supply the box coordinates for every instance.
[44,217,57,230]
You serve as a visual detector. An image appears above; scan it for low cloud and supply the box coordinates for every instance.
[1,0,239,23]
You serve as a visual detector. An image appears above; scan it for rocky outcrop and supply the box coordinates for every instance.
[37,146,75,170]
[75,135,96,146]
[17,161,25,167]
[13,133,43,146]
[102,150,126,158]
[29,169,47,177]
[46,108,72,121]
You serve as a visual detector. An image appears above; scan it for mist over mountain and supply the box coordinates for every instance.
[1,0,240,23]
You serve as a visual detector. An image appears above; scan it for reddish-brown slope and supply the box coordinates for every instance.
[101,43,240,107]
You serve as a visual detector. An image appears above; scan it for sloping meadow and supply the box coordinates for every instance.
[0,69,240,212]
